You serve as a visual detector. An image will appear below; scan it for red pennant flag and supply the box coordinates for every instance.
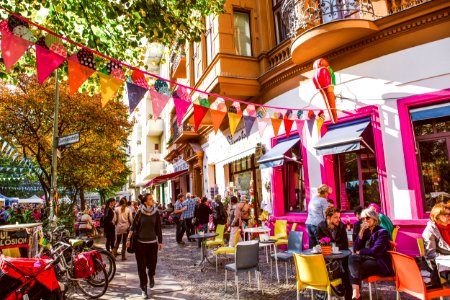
[284,119,294,138]
[131,69,149,89]
[210,109,227,134]
[1,30,33,72]
[68,57,96,95]
[35,45,66,84]
[295,119,305,137]
[173,97,191,126]
[193,104,209,131]
[149,88,170,119]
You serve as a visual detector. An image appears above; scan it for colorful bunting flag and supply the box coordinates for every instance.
[35,45,66,84]
[243,115,256,136]
[126,81,147,113]
[271,118,282,137]
[173,97,191,126]
[316,117,324,137]
[150,88,170,119]
[295,119,305,137]
[193,104,209,132]
[210,109,226,134]
[1,30,33,71]
[98,72,124,107]
[257,116,269,138]
[228,112,242,137]
[68,54,96,95]
[284,119,294,138]
[131,69,149,89]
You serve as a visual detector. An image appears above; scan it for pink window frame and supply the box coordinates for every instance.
[397,89,450,219]
[319,105,391,216]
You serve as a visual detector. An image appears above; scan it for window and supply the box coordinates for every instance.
[282,140,306,213]
[233,11,252,56]
[272,0,288,44]
[334,149,380,211]
[413,115,450,211]
[205,15,214,66]
[155,144,159,151]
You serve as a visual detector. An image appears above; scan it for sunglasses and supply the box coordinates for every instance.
[363,216,372,221]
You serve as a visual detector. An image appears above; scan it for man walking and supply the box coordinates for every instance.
[182,193,197,242]
[174,194,187,244]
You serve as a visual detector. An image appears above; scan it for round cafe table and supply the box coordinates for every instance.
[189,232,218,272]
[302,248,352,260]
[243,226,271,241]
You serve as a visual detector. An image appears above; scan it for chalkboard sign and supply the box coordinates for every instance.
[0,230,29,249]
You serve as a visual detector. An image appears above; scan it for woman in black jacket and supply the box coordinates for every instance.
[104,198,116,252]
[195,197,212,247]
[127,193,163,299]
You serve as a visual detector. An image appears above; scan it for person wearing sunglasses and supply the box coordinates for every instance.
[348,209,394,300]
[422,203,450,282]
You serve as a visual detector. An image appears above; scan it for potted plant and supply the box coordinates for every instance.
[319,237,332,256]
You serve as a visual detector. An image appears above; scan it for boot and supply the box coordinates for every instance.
[121,251,126,261]
[111,248,118,257]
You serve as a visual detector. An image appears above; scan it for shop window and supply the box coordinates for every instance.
[233,11,252,56]
[413,115,450,211]
[283,141,306,213]
[227,155,259,205]
[205,15,214,66]
[334,149,380,211]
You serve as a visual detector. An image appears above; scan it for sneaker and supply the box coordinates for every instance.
[149,276,155,288]
[141,289,148,299]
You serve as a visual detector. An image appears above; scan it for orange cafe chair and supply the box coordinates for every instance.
[416,238,447,285]
[390,251,450,300]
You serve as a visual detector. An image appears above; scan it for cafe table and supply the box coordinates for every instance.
[189,232,218,272]
[243,226,271,241]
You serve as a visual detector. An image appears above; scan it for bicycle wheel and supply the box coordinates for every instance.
[93,248,116,282]
[76,257,108,298]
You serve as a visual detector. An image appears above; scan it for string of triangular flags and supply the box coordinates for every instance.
[0,8,336,139]
[1,185,41,190]
[0,136,42,176]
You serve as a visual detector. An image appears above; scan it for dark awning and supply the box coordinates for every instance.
[258,138,300,169]
[314,118,373,156]
[410,103,450,121]
[144,169,188,187]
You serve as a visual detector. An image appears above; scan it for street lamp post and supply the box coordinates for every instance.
[49,69,60,225]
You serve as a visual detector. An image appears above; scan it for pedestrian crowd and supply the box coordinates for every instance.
[0,203,44,225]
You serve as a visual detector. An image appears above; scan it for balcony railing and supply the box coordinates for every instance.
[281,0,376,40]
[388,0,432,14]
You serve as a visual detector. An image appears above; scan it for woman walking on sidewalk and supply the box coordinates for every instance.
[127,193,163,299]
[113,197,133,260]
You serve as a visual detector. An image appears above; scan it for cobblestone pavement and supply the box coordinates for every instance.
[71,226,422,299]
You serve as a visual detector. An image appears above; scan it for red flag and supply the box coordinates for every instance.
[1,30,33,72]
[284,119,294,138]
[35,45,66,84]
[295,119,305,137]
[173,97,191,126]
[193,104,209,131]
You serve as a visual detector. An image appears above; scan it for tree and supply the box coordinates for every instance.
[0,75,132,210]
[1,1,226,65]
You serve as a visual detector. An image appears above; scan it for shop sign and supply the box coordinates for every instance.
[0,230,29,249]
[173,159,189,172]
[226,126,247,145]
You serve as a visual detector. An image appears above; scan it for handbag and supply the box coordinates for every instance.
[415,256,442,289]
[326,260,346,297]
[126,233,135,254]
[126,210,142,254]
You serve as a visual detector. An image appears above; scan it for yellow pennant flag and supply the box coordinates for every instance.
[98,72,124,107]
[316,117,324,137]
[228,112,242,136]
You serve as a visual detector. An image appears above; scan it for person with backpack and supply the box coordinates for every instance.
[237,196,251,228]
[212,195,227,229]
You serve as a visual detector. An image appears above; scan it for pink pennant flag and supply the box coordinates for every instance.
[1,30,33,72]
[35,45,66,84]
[257,117,270,138]
[173,97,191,126]
[296,119,305,137]
[149,88,170,119]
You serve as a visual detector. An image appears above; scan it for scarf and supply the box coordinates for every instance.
[437,222,450,246]
[139,204,158,216]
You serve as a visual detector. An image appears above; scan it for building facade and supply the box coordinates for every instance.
[162,0,449,254]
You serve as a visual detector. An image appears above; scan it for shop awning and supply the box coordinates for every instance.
[144,169,188,187]
[410,103,450,121]
[257,138,300,169]
[314,118,373,156]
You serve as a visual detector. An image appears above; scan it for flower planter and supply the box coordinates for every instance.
[321,245,332,256]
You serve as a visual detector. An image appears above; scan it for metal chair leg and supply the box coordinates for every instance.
[225,269,227,292]
[259,271,263,295]
[297,287,300,300]
[285,261,288,284]
[396,291,400,300]
[216,255,218,272]
[248,271,251,288]
[369,282,373,300]
[235,275,239,300]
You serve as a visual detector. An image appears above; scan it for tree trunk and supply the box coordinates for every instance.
[80,188,85,211]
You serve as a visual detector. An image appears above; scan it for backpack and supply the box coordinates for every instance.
[218,204,227,221]
[240,203,250,220]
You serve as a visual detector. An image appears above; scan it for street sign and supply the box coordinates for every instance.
[58,132,80,147]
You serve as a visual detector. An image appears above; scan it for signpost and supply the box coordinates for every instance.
[58,132,80,147]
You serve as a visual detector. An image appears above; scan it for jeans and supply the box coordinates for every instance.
[114,232,128,256]
[176,219,186,243]
[306,224,319,248]
[104,224,116,252]
[184,218,195,241]
[348,254,380,286]
[135,241,158,290]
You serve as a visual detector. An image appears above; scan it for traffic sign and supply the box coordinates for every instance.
[58,132,80,147]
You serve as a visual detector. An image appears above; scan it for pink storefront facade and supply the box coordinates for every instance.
[268,87,450,256]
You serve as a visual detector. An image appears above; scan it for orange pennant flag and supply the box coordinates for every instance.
[271,118,283,137]
[316,117,325,137]
[210,109,227,134]
[228,112,242,136]
[68,59,96,95]
[98,72,124,107]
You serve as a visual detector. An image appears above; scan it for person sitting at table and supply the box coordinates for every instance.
[194,196,212,248]
[348,208,393,300]
[79,209,93,237]
[422,203,450,282]
[368,203,394,239]
[317,206,351,300]
[317,206,348,250]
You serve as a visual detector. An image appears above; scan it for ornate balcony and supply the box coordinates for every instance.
[171,121,199,144]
